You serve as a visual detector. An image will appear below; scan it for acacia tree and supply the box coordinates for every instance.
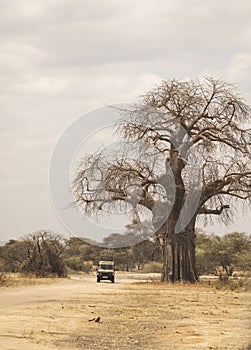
[0,231,67,277]
[73,77,251,282]
[22,230,67,277]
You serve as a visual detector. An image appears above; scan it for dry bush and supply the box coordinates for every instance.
[0,272,9,287]
[214,278,250,292]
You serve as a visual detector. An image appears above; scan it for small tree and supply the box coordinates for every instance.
[218,232,251,274]
[22,230,67,277]
[196,232,222,275]
[196,231,251,275]
[0,239,30,272]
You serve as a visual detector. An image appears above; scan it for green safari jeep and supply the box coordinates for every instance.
[96,260,115,283]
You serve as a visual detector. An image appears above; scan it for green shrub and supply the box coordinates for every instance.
[82,261,93,274]
[64,256,93,273]
[142,262,162,273]
[64,256,83,271]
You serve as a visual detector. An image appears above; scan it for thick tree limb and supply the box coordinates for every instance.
[198,204,230,215]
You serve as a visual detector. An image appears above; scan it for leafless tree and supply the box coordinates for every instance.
[72,77,251,282]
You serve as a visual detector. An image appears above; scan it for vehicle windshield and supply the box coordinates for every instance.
[99,264,113,270]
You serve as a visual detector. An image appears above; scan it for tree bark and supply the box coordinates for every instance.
[160,234,171,282]
[160,218,198,283]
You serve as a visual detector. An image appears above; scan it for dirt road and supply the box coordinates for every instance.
[0,273,250,350]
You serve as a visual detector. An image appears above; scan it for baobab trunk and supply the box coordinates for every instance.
[160,220,197,283]
[160,234,171,282]
[181,233,197,282]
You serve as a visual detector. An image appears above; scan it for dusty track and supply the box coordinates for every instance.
[0,273,250,349]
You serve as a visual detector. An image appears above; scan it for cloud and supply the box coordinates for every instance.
[227,53,251,81]
[226,53,251,101]
[1,0,250,68]
[0,0,251,239]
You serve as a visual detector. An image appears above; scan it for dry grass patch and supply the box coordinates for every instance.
[0,273,62,288]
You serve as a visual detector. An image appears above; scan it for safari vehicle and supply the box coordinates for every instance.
[96,260,115,283]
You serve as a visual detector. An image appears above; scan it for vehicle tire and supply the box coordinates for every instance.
[111,277,114,283]
[97,277,100,283]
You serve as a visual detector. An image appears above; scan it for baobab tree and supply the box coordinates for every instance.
[73,77,251,282]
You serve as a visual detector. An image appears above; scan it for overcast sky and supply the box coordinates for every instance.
[1,0,251,241]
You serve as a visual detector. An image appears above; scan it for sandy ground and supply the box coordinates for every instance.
[0,273,250,350]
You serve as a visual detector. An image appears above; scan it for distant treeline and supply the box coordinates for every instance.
[0,230,250,278]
